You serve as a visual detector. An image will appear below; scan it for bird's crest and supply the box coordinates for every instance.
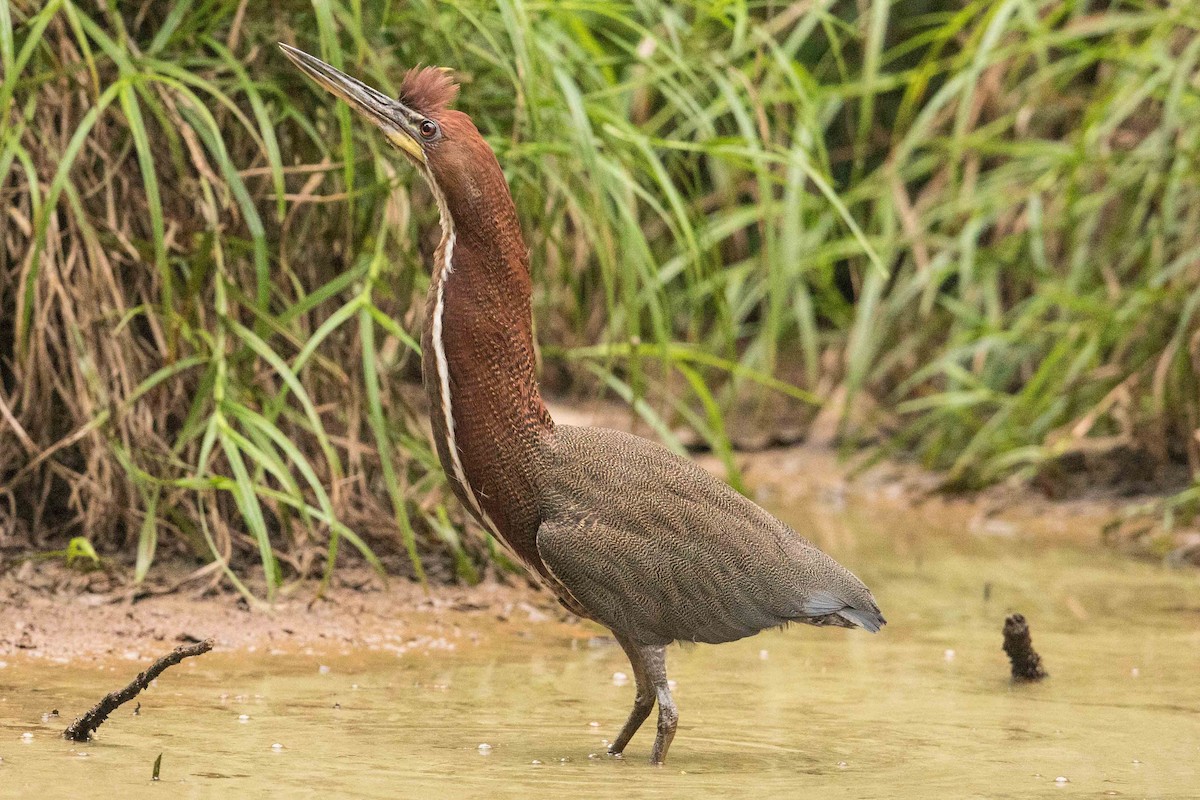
[399,66,459,116]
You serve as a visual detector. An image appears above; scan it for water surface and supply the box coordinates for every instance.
[2,497,1198,798]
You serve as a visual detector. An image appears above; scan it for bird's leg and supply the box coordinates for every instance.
[607,633,654,756]
[642,644,677,765]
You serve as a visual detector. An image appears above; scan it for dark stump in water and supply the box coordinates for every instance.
[1002,613,1047,682]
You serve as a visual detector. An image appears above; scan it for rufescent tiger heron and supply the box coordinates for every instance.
[280,43,885,765]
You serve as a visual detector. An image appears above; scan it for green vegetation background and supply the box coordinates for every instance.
[2,0,1197,594]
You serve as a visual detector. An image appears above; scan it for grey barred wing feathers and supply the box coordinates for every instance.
[536,425,885,646]
[537,514,784,645]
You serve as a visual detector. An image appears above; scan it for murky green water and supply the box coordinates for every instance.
[2,498,1198,798]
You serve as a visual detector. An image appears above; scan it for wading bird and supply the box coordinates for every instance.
[280,44,885,765]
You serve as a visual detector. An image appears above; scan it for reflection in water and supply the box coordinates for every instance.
[2,497,1198,798]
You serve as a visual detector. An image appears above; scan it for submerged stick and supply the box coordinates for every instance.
[63,639,214,742]
[1002,614,1047,682]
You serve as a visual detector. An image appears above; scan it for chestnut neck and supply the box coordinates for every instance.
[418,131,554,569]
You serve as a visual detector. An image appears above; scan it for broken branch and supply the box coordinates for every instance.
[63,639,214,742]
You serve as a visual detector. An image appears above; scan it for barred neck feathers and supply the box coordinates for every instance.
[416,109,553,570]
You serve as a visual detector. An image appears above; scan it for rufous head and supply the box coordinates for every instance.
[279,44,492,197]
[281,44,463,160]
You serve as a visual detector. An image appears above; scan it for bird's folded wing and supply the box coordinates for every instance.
[534,425,883,645]
[537,513,801,646]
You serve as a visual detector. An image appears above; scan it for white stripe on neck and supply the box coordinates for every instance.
[425,174,504,543]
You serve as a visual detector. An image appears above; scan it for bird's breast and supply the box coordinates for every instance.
[420,241,552,574]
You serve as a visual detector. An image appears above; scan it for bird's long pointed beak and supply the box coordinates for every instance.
[278,43,426,164]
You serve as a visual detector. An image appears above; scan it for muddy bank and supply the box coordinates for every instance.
[560,399,1191,549]
[558,400,1197,559]
[0,568,566,662]
[2,401,1194,663]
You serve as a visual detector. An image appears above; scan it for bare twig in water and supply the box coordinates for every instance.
[63,639,214,742]
[1002,614,1047,682]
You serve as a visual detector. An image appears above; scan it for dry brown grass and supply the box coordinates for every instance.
[3,0,1198,595]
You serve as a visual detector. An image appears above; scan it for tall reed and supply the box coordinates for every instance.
[2,0,1196,591]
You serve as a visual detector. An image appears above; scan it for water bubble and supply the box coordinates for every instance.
[1132,759,1142,765]
[477,743,492,754]
[531,760,543,766]
[612,671,628,686]
[271,743,283,752]
[759,649,769,661]
[0,661,7,669]
[318,665,331,675]
[588,753,601,760]
[588,721,600,728]
[1054,776,1069,785]
[559,757,571,763]
[944,649,956,662]
[1130,667,1140,678]
[21,732,33,742]
[667,680,677,690]
[836,761,848,769]
[237,714,251,723]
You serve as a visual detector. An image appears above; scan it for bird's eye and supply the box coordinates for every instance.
[419,120,439,139]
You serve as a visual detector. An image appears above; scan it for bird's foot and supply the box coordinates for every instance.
[648,690,678,765]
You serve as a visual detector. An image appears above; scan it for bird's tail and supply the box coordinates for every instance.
[834,603,886,633]
[795,549,886,633]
